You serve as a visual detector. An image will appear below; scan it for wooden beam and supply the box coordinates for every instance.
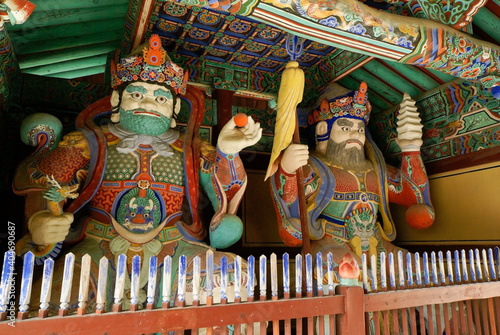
[17,42,117,69]
[0,296,345,334]
[6,4,128,30]
[338,76,393,111]
[33,0,130,12]
[7,18,126,43]
[362,61,417,96]
[349,68,403,105]
[425,145,500,176]
[331,55,374,83]
[14,30,122,55]
[44,65,107,80]
[375,60,427,93]
[22,54,109,76]
[130,0,157,50]
[469,7,500,45]
[335,285,365,334]
[365,282,500,312]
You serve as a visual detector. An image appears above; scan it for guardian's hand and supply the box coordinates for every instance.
[217,115,262,154]
[28,210,73,245]
[281,144,309,174]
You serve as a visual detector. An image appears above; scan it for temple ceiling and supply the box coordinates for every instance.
[1,0,500,116]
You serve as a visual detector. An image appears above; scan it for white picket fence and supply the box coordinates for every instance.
[0,246,499,334]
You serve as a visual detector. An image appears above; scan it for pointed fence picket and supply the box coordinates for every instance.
[0,246,499,334]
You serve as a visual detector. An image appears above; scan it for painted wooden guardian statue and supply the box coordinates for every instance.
[269,82,435,282]
[13,34,262,314]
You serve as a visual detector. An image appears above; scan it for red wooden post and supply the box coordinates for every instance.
[214,89,234,141]
[335,285,365,334]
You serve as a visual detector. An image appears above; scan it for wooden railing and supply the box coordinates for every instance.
[364,248,500,334]
[0,247,499,334]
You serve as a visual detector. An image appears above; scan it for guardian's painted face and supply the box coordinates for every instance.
[118,82,175,136]
[330,118,366,150]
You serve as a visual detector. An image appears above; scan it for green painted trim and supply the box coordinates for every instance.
[22,54,109,76]
[337,76,392,111]
[472,7,500,45]
[384,60,442,91]
[362,60,423,98]
[7,18,126,43]
[6,4,128,30]
[33,0,130,11]
[14,30,122,55]
[18,42,118,69]
[44,65,107,79]
[349,68,403,105]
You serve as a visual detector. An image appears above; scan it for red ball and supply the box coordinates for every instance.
[406,203,435,229]
[234,113,248,127]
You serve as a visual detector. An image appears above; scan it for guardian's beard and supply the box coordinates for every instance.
[325,139,372,172]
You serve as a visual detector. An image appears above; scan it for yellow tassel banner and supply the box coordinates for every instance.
[265,61,305,180]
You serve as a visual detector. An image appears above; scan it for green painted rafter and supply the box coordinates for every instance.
[22,54,109,76]
[17,42,117,69]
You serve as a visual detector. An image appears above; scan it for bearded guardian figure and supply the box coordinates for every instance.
[13,35,262,315]
[269,82,435,282]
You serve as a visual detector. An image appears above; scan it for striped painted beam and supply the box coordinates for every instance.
[166,0,500,95]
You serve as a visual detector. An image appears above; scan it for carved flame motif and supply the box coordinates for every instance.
[143,34,166,67]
